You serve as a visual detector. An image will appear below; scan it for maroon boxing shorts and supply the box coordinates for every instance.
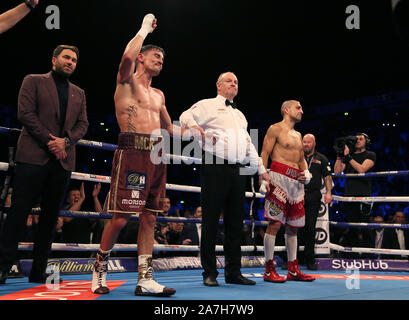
[106,132,167,214]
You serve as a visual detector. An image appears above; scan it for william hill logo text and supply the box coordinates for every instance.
[47,259,126,274]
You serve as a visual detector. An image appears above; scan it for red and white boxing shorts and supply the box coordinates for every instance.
[263,161,305,227]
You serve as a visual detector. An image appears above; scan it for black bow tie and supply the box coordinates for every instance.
[225,99,237,108]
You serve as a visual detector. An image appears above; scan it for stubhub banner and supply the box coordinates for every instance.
[316,258,409,272]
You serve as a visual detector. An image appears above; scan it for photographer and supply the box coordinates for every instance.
[334,133,376,252]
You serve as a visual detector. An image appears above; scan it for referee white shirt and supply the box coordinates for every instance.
[180,94,265,175]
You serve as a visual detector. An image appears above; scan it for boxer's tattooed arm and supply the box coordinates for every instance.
[127,105,137,132]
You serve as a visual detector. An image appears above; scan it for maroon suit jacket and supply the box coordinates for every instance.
[15,72,89,171]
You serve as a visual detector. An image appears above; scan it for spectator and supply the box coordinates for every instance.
[183,209,194,219]
[152,196,172,244]
[178,206,202,246]
[382,211,409,259]
[254,226,266,246]
[362,214,385,259]
[167,222,183,244]
[62,182,104,256]
[154,223,169,245]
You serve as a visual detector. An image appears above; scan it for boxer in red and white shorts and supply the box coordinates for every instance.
[259,100,315,283]
[264,161,305,227]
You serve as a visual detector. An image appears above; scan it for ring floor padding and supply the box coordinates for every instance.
[1,267,409,300]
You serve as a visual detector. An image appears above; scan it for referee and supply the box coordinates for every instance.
[300,134,332,269]
[179,72,270,286]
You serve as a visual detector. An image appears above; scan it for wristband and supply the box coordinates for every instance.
[344,154,352,162]
[24,0,34,10]
[136,28,149,40]
[257,157,267,175]
[303,170,312,184]
[137,13,155,40]
[259,180,269,195]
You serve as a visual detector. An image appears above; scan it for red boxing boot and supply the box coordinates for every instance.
[287,260,315,281]
[264,259,286,283]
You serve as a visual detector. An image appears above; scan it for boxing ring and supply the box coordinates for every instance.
[1,126,409,302]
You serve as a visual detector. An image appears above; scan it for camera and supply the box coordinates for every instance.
[333,135,358,154]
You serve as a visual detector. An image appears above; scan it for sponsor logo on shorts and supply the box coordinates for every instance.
[285,168,299,179]
[126,172,146,190]
[272,186,287,203]
[121,199,146,207]
[268,203,282,216]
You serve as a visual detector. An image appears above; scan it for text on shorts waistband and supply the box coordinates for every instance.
[118,132,163,151]
[270,161,301,180]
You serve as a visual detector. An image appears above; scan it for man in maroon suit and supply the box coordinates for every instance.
[0,45,88,284]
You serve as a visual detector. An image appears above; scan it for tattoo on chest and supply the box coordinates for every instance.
[127,105,137,132]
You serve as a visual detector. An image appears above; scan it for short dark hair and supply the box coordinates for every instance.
[356,132,371,146]
[53,45,80,60]
[140,44,165,57]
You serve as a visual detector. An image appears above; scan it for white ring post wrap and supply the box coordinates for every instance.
[137,13,155,39]
[303,169,312,184]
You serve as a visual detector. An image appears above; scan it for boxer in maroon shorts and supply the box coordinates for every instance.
[91,14,203,296]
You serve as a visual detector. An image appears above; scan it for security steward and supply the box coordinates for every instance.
[300,134,332,269]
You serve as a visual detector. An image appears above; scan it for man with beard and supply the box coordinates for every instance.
[299,134,332,269]
[259,100,315,283]
[0,45,88,284]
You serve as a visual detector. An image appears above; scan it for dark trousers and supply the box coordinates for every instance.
[300,190,322,264]
[0,160,70,275]
[200,159,246,278]
[343,202,370,249]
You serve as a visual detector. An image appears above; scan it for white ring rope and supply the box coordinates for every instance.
[3,162,409,202]
[23,207,409,230]
[333,170,409,178]
[329,243,409,256]
[16,242,276,253]
[332,195,409,203]
[0,162,266,199]
[330,221,409,229]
